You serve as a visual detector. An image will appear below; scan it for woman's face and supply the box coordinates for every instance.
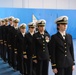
[58,24,67,31]
[20,28,26,33]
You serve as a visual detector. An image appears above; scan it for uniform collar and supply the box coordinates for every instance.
[59,31,66,36]
[39,32,44,35]
[29,31,34,36]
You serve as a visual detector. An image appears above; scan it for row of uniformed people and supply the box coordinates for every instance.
[0,17,22,73]
[16,20,51,75]
[0,17,32,75]
[16,22,36,75]
[15,20,51,75]
[0,16,75,75]
[33,16,75,75]
[0,17,20,69]
[0,16,51,75]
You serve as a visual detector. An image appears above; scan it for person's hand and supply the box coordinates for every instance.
[72,65,75,71]
[33,60,37,63]
[23,55,27,59]
[53,68,58,74]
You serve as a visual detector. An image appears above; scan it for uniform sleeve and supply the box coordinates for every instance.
[0,27,3,43]
[47,34,51,59]
[23,35,27,55]
[32,34,37,60]
[70,35,75,65]
[13,31,18,53]
[49,35,57,69]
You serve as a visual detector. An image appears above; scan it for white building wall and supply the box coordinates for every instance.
[0,0,76,9]
[69,0,76,9]
[12,0,22,8]
[56,0,69,9]
[0,0,13,8]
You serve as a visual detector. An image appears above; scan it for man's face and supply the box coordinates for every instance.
[38,25,45,32]
[58,23,67,31]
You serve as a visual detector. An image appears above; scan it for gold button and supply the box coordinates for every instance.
[43,50,45,52]
[65,51,67,53]
[43,47,45,48]
[65,47,66,48]
[65,55,67,56]
[43,44,45,45]
[43,41,45,42]
[64,43,66,45]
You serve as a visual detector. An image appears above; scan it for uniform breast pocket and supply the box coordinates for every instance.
[36,37,42,41]
[36,37,41,39]
[36,37,43,44]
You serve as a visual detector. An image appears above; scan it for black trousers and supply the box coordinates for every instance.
[26,58,32,75]
[36,60,49,75]
[7,47,11,65]
[23,58,28,75]
[32,62,36,75]
[3,45,7,62]
[0,44,2,58]
[55,66,72,75]
[17,54,24,73]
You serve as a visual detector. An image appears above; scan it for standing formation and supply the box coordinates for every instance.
[0,15,75,75]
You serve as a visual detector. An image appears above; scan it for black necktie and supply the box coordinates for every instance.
[41,34,44,38]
